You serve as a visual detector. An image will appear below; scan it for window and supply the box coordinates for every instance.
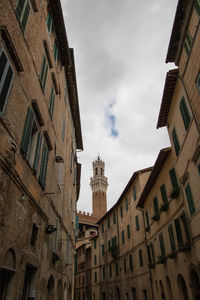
[0,49,14,115]
[115,263,119,276]
[102,224,104,233]
[153,197,159,214]
[121,230,125,244]
[30,223,38,246]
[185,183,195,216]
[113,212,116,224]
[196,71,200,94]
[132,186,136,201]
[129,255,133,271]
[172,127,180,156]
[48,86,55,119]
[135,215,140,231]
[168,224,176,252]
[46,13,53,33]
[108,240,111,252]
[120,206,123,218]
[102,267,106,279]
[94,239,96,249]
[107,218,110,229]
[127,224,131,239]
[15,0,30,32]
[39,55,48,91]
[198,163,200,176]
[38,141,49,189]
[124,258,127,273]
[109,265,112,277]
[184,30,193,55]
[145,211,150,228]
[94,255,97,265]
[169,168,179,189]
[111,236,117,247]
[125,197,128,211]
[102,245,104,256]
[147,242,155,264]
[180,97,191,130]
[53,42,58,62]
[62,117,66,141]
[160,184,168,204]
[139,249,143,267]
[194,0,200,17]
[94,272,97,283]
[174,218,183,247]
[159,233,166,256]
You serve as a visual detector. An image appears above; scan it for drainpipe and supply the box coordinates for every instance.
[137,206,155,300]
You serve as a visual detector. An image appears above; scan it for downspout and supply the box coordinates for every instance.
[137,206,155,300]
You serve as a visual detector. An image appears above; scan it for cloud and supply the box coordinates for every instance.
[105,102,119,138]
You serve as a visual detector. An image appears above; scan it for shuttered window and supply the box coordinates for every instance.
[94,255,97,265]
[129,255,133,271]
[102,245,104,256]
[124,259,127,273]
[135,215,140,231]
[169,168,179,189]
[172,127,180,156]
[94,272,97,282]
[180,97,191,130]
[127,224,131,239]
[125,197,128,211]
[196,71,200,93]
[0,50,14,115]
[194,0,200,17]
[147,245,152,264]
[94,239,96,249]
[139,249,143,266]
[39,142,49,189]
[46,13,53,33]
[115,263,119,276]
[174,218,183,247]
[145,211,150,227]
[168,224,176,251]
[16,0,30,32]
[184,30,193,55]
[62,117,66,141]
[53,42,58,62]
[160,184,168,204]
[153,197,159,213]
[21,107,35,155]
[159,233,166,256]
[39,55,48,91]
[185,183,195,216]
[133,186,136,201]
[48,87,55,119]
[33,131,42,173]
[181,212,191,242]
[113,212,116,224]
[108,240,111,252]
[109,265,112,277]
[102,267,105,279]
[107,218,110,229]
[121,230,125,244]
[102,224,104,233]
[120,206,123,218]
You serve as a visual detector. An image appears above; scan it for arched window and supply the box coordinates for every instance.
[177,274,189,300]
[0,249,16,299]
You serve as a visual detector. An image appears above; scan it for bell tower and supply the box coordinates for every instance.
[90,155,108,219]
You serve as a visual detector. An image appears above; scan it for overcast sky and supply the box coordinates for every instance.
[61,0,177,213]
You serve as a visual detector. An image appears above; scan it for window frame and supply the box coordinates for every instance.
[15,0,31,32]
[179,97,191,130]
[172,127,180,156]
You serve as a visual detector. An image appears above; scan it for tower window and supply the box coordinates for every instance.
[95,168,98,175]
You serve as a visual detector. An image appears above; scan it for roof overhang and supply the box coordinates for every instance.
[157,69,179,128]
[137,147,171,208]
[166,0,194,65]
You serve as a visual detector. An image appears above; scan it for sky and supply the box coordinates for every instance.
[61,0,178,213]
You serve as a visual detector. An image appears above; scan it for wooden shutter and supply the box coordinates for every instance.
[21,107,34,155]
[115,263,119,276]
[113,212,116,224]
[102,245,104,255]
[180,97,191,130]
[124,259,127,273]
[181,212,191,243]
[49,87,55,118]
[109,265,112,277]
[133,186,136,200]
[127,224,131,238]
[21,1,30,31]
[160,184,168,204]
[108,240,111,251]
[0,65,14,113]
[102,224,104,233]
[107,218,110,229]
[174,218,183,247]
[125,198,128,211]
[39,143,49,188]
[145,211,150,227]
[150,242,155,262]
[147,245,152,264]
[53,43,58,62]
[33,131,42,173]
[172,127,180,156]
[185,183,195,216]
[129,255,133,271]
[169,168,179,189]
[153,197,159,213]
[135,215,140,231]
[139,249,143,266]
[122,230,125,244]
[159,233,166,256]
[120,206,123,218]
[46,13,52,33]
[168,224,176,251]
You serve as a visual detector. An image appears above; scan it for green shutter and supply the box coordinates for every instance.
[21,107,34,155]
[21,1,30,31]
[174,218,183,247]
[172,127,180,156]
[107,218,110,229]
[169,168,179,189]
[95,272,97,282]
[33,131,42,173]
[181,212,191,243]
[0,64,14,113]
[113,212,116,224]
[185,183,195,216]
[121,230,125,244]
[184,31,193,55]
[53,42,58,62]
[102,224,104,233]
[115,263,119,276]
[180,97,191,130]
[125,198,128,211]
[109,265,112,277]
[168,224,176,251]
[94,255,96,265]
[135,215,140,231]
[133,186,136,201]
[103,267,105,279]
[39,144,49,189]
[127,224,131,239]
[159,233,166,256]
[120,206,123,218]
[16,0,25,19]
[49,87,55,118]
[194,0,200,16]
[145,211,150,227]
[150,242,155,263]
[102,245,104,255]
[139,249,143,266]
[40,56,48,91]
[153,197,159,213]
[108,240,111,251]
[124,259,127,273]
[94,239,96,249]
[112,236,117,246]
[147,245,152,264]
[46,13,52,33]
[129,255,133,271]
[160,184,168,204]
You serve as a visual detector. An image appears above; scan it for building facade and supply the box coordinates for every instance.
[0,0,83,299]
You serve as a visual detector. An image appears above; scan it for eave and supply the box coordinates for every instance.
[166,0,194,65]
[157,69,179,128]
[97,167,153,224]
[137,147,171,209]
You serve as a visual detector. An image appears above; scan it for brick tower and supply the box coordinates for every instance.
[90,155,108,219]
